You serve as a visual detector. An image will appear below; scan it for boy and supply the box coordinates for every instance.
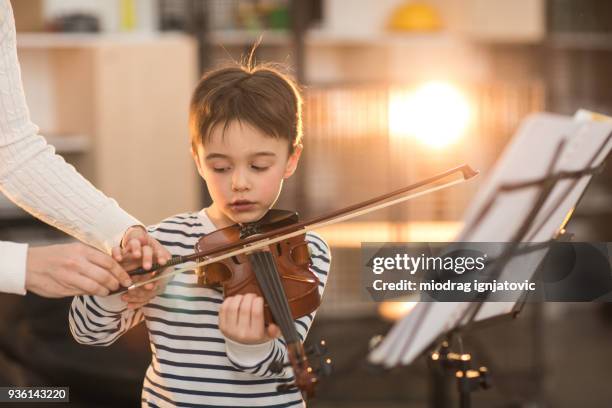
[69,64,331,407]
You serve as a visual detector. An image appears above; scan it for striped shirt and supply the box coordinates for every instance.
[69,209,330,407]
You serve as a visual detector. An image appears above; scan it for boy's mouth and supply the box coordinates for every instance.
[229,200,257,212]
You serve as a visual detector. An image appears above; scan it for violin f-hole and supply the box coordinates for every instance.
[198,262,233,286]
[290,243,310,266]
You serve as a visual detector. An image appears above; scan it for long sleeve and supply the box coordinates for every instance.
[0,0,140,253]
[224,232,331,378]
[0,240,27,295]
[68,222,166,345]
[69,291,144,346]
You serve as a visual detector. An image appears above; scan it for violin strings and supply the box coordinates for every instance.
[259,251,298,343]
[264,253,293,334]
[255,251,293,338]
[251,252,294,340]
[262,252,297,342]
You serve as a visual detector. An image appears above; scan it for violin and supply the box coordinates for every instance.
[195,209,321,397]
[112,164,478,398]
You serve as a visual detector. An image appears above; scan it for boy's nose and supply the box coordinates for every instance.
[231,170,251,192]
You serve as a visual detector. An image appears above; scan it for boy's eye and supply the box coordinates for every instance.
[251,165,269,172]
[212,167,230,173]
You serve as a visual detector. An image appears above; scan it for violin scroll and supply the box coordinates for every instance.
[271,338,333,399]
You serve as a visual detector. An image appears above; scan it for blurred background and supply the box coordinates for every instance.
[1,0,611,407]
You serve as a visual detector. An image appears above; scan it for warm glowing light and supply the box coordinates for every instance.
[378,301,418,321]
[318,221,462,247]
[389,82,471,148]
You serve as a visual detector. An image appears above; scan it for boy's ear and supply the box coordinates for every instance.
[283,144,303,179]
[191,145,206,180]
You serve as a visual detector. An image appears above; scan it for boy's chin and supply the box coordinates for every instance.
[226,208,267,225]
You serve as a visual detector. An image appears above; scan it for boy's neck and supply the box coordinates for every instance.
[203,204,234,230]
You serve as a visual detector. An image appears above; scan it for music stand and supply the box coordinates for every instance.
[367,112,612,407]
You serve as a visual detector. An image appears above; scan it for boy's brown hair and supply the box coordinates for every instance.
[189,63,303,155]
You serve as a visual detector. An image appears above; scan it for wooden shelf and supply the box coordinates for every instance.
[306,30,463,47]
[206,28,468,49]
[207,29,291,46]
[548,33,612,50]
[16,32,189,49]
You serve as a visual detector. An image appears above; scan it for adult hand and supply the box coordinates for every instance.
[219,293,281,345]
[25,243,132,297]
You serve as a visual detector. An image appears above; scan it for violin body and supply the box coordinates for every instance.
[194,210,321,325]
[194,209,321,397]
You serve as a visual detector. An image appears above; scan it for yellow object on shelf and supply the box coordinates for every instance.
[388,1,443,32]
[120,0,137,31]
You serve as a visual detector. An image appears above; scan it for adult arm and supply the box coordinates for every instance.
[0,240,135,297]
[0,0,139,253]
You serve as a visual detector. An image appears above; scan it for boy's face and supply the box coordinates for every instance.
[192,120,301,228]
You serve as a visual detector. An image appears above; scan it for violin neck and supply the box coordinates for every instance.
[248,251,300,344]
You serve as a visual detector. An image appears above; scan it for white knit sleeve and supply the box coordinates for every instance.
[0,0,141,252]
[0,240,27,295]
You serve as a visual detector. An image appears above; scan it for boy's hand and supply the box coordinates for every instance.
[113,245,168,309]
[110,226,171,309]
[114,225,171,270]
[121,271,165,309]
[219,294,281,345]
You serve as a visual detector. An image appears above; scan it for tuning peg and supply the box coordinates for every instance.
[307,339,329,356]
[479,366,492,389]
[316,357,333,377]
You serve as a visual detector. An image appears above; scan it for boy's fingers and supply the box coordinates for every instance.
[121,285,159,304]
[128,239,142,258]
[251,296,265,330]
[123,294,147,304]
[127,301,145,310]
[238,293,255,328]
[225,295,243,326]
[153,240,171,265]
[219,299,227,332]
[121,245,132,257]
[129,282,157,295]
[267,323,281,339]
[141,245,153,270]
